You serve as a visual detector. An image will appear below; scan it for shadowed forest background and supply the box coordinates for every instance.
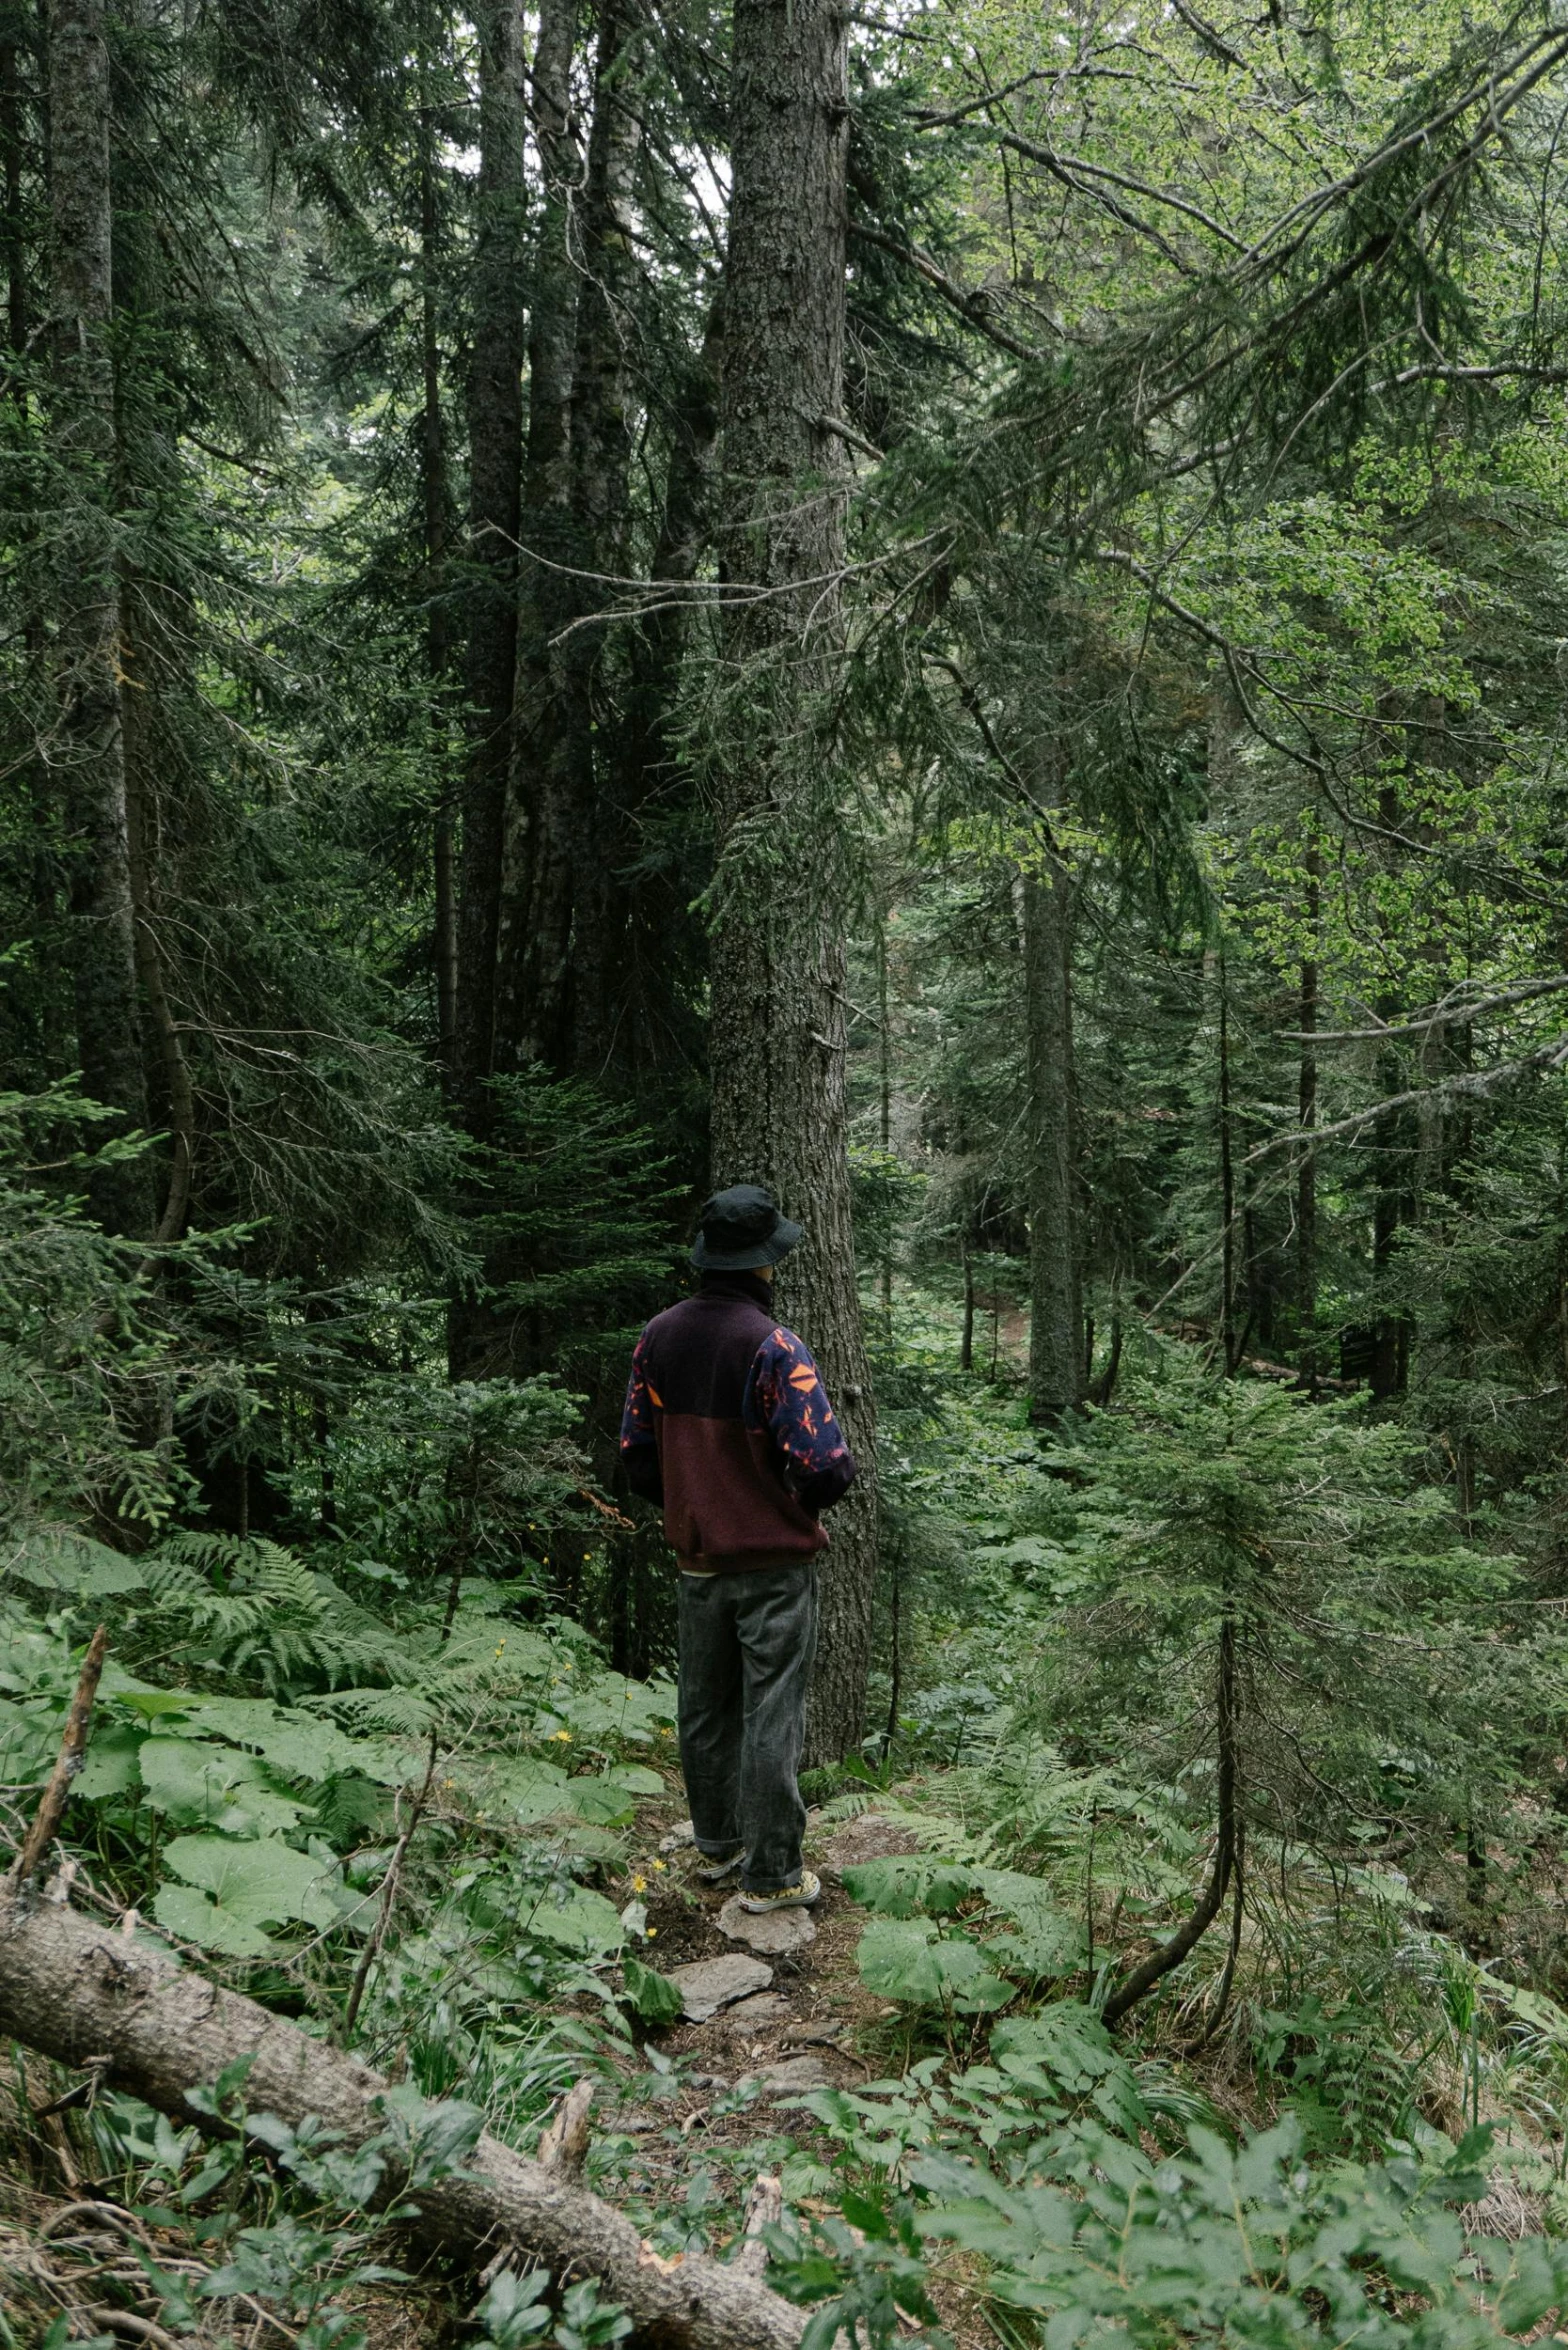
[12,0,1568,2343]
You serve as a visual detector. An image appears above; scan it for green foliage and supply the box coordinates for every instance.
[1029,1366,1546,1882]
[621,1954,685,2026]
[765,2189,948,2350]
[913,2118,1565,2350]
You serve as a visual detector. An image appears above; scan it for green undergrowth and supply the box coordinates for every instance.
[8,1324,1568,2347]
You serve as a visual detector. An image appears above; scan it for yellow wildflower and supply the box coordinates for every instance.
[633,1875,646,1893]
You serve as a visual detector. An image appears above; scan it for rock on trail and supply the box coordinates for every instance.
[736,2055,832,2096]
[716,1991,790,2037]
[715,1894,816,1955]
[668,1953,773,2022]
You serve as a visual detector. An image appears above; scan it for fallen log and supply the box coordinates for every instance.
[0,1892,806,2350]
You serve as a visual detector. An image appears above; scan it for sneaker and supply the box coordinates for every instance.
[738,1869,821,1914]
[696,1846,746,1885]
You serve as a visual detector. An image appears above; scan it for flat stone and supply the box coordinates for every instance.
[821,1813,922,1878]
[668,1953,773,2023]
[717,1992,789,2036]
[658,1819,696,1854]
[739,2056,832,2096]
[716,1894,817,1955]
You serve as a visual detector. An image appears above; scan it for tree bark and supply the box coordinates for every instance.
[452,0,528,1124]
[419,20,458,1086]
[1102,1610,1237,2026]
[711,0,876,1765]
[121,625,194,1249]
[1216,952,1241,1374]
[0,1894,805,2350]
[595,290,723,1094]
[49,0,150,1233]
[1296,841,1319,1378]
[1021,858,1082,1426]
[558,0,641,1077]
[493,0,579,1075]
[1,2,26,369]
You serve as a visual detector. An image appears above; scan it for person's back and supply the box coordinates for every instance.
[620,1185,856,1911]
[623,1273,853,1573]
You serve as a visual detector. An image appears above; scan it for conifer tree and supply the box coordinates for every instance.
[709,0,879,1760]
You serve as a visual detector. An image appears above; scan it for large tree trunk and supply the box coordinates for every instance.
[1021,858,1082,1426]
[1,2,27,367]
[597,291,723,1097]
[711,0,877,1765]
[452,0,527,1125]
[568,1,648,1080]
[0,1891,804,2350]
[49,0,150,1233]
[419,15,458,1087]
[1296,840,1319,1378]
[493,0,578,1076]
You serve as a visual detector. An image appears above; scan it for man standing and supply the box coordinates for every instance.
[620,1185,858,1912]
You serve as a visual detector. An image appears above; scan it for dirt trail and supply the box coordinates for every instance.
[626,1804,924,2120]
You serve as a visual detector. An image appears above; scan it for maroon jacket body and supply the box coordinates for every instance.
[619,1274,857,1573]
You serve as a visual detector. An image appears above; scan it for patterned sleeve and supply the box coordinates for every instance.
[619,1332,663,1504]
[745,1327,858,1512]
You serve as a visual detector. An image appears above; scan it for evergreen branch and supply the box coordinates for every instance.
[920,653,1067,853]
[995,133,1247,253]
[849,220,1044,359]
[1280,973,1568,1043]
[1247,1036,1568,1162]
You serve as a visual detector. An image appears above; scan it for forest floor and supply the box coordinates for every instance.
[603,1787,995,2343]
[0,1778,1001,2349]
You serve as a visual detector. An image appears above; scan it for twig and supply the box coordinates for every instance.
[576,1485,635,1531]
[342,1728,441,2040]
[5,1626,107,1898]
[84,2311,181,2350]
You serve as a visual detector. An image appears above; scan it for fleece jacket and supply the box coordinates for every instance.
[619,1273,858,1572]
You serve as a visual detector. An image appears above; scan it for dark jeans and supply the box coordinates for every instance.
[677,1563,817,1893]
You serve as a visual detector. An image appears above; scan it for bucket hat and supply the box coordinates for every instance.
[691,1183,803,1271]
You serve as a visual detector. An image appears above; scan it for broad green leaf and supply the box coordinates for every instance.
[622,1953,684,2024]
[179,1698,360,1782]
[9,1529,148,1597]
[490,1757,570,1823]
[928,1936,1013,2014]
[139,1736,273,1826]
[857,1917,948,2004]
[112,1688,201,1719]
[0,1697,55,1783]
[161,1833,342,1932]
[215,1788,317,1837]
[152,1882,276,1958]
[527,1883,624,1955]
[76,1722,145,1798]
[856,1918,1009,2012]
[563,1777,637,1827]
[842,1855,979,1918]
[604,1764,665,1796]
